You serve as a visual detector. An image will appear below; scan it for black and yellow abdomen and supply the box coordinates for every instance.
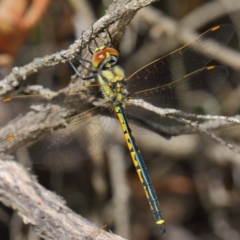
[91,45,166,234]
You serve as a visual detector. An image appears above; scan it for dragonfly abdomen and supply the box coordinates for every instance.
[114,104,166,234]
[93,44,166,233]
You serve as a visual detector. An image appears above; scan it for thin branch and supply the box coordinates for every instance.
[0,0,158,96]
[130,99,240,153]
[0,157,126,240]
[171,116,240,154]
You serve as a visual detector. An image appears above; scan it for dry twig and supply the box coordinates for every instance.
[0,158,125,240]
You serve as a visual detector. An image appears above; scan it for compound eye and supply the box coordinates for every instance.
[92,47,119,68]
[92,50,107,68]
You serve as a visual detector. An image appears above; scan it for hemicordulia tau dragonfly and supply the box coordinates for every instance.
[0,24,235,234]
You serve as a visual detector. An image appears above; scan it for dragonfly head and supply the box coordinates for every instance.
[92,46,119,70]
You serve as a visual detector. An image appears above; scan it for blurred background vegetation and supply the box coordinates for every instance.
[0,0,240,240]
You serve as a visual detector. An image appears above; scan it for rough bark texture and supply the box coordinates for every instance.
[0,157,125,240]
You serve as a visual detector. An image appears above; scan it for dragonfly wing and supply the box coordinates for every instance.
[126,66,228,132]
[127,25,234,95]
[130,66,228,110]
[0,82,102,127]
[0,92,91,126]
[0,103,117,164]
[29,107,116,164]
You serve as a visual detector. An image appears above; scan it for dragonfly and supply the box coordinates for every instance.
[0,24,235,234]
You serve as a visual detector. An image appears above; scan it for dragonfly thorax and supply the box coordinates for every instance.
[97,65,129,106]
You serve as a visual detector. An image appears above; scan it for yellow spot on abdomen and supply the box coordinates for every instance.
[137,169,144,183]
[156,219,165,225]
[143,186,150,199]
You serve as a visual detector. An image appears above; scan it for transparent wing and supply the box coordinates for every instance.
[28,107,117,164]
[129,66,228,110]
[127,24,234,95]
[0,93,117,164]
[126,66,228,133]
[0,86,101,126]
